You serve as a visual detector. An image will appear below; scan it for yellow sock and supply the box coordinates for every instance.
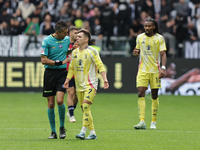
[138,97,146,121]
[82,103,94,131]
[152,98,159,122]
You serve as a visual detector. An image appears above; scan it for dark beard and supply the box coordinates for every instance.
[145,32,150,36]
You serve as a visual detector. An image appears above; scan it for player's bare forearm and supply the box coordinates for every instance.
[160,50,167,67]
[41,56,72,65]
[41,56,56,65]
[133,48,140,57]
[63,57,73,64]
[100,71,109,89]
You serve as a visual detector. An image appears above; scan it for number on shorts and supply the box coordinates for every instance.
[88,89,92,94]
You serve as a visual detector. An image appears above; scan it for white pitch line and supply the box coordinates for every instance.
[0,128,199,133]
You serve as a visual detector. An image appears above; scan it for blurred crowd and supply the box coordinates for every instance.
[0,0,200,57]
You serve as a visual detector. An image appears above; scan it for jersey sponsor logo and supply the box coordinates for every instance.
[147,45,151,50]
[59,44,63,49]
[142,41,145,44]
[78,59,82,66]
[74,55,77,58]
[44,90,52,93]
[85,54,87,59]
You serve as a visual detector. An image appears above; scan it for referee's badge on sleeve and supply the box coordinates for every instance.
[41,47,45,54]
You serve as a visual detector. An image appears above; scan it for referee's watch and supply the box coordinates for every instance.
[161,66,166,70]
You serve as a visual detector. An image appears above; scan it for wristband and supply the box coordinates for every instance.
[55,60,63,66]
[161,66,166,70]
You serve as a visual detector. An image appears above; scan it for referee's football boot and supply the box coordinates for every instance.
[85,134,97,140]
[76,132,85,140]
[48,131,57,139]
[134,121,147,129]
[59,127,67,139]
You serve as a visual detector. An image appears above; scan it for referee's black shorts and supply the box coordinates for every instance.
[43,68,67,97]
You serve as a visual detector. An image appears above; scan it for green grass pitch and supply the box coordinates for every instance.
[0,93,200,150]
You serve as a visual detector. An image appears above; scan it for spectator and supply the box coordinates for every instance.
[10,18,23,35]
[188,2,200,38]
[57,7,70,23]
[39,13,55,35]
[174,13,188,57]
[12,9,23,23]
[129,19,143,54]
[142,0,156,18]
[29,7,42,24]
[91,17,102,36]
[174,0,190,21]
[116,0,131,36]
[82,20,91,32]
[17,0,36,20]
[187,22,198,41]
[2,0,14,15]
[129,0,140,21]
[20,16,31,34]
[30,0,43,9]
[0,8,12,24]
[24,15,40,50]
[72,9,85,29]
[160,0,176,56]
[0,21,10,35]
[43,0,58,21]
[10,0,19,12]
[99,0,115,50]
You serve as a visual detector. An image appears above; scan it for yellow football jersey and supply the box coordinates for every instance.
[67,46,105,91]
[136,33,166,73]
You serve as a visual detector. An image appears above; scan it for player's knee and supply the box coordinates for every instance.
[138,91,145,97]
[57,99,63,105]
[67,89,74,96]
[48,102,55,109]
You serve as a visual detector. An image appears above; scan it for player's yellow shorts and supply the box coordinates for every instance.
[76,88,96,106]
[136,71,161,89]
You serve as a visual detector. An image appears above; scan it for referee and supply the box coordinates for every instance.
[41,20,72,139]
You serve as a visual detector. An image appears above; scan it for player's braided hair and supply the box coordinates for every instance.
[145,18,159,34]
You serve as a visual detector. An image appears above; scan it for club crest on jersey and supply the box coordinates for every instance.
[85,54,87,59]
[78,59,82,66]
[59,44,63,49]
[147,45,151,50]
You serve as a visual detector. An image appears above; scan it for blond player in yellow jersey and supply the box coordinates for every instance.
[63,29,109,139]
[133,18,167,129]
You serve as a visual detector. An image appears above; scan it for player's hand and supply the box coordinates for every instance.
[133,48,140,57]
[72,41,79,50]
[159,69,165,79]
[103,80,109,89]
[63,80,69,89]
[63,58,73,64]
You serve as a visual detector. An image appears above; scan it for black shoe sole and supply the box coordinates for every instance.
[76,136,85,140]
